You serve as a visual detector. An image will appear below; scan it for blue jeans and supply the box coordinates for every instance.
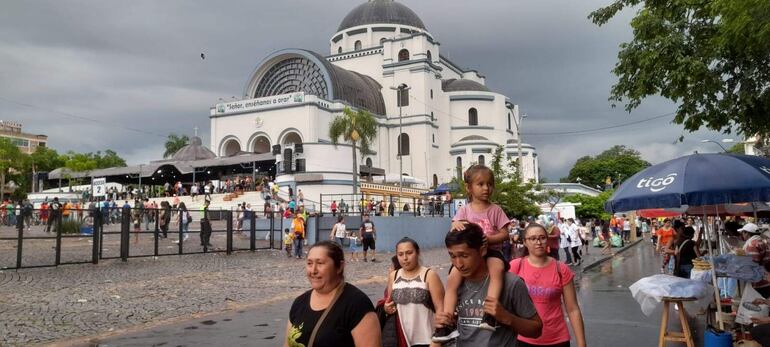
[336,237,345,247]
[293,238,303,258]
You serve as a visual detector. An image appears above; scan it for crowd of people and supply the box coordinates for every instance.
[285,164,587,347]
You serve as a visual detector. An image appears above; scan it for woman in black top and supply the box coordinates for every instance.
[285,241,380,347]
[669,225,699,279]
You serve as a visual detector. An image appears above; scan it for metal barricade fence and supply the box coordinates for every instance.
[0,206,286,270]
[319,193,454,218]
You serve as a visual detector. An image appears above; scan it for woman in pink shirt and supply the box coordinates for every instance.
[510,223,586,347]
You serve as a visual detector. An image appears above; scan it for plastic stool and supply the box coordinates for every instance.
[659,297,696,347]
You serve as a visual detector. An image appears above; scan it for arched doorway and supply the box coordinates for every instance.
[222,139,241,157]
[252,136,271,154]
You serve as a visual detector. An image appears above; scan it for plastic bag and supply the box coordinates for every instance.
[610,234,623,247]
[628,274,714,316]
[736,283,769,325]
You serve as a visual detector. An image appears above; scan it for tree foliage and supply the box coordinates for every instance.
[727,142,745,154]
[28,146,64,173]
[564,190,614,221]
[60,150,126,172]
[328,107,378,196]
[590,0,770,138]
[164,133,189,158]
[0,138,23,200]
[567,145,650,188]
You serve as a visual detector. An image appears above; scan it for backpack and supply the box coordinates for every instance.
[293,220,304,239]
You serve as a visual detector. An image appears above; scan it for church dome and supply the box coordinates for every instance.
[441,79,491,92]
[338,0,426,32]
[171,136,217,161]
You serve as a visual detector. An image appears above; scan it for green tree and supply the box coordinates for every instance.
[28,147,64,173]
[567,145,650,188]
[589,0,770,138]
[164,133,189,158]
[727,142,745,154]
[564,190,614,221]
[94,150,126,168]
[0,138,23,201]
[328,107,378,196]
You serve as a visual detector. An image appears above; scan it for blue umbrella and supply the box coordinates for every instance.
[605,153,770,213]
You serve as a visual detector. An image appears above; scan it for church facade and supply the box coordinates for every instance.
[209,0,539,199]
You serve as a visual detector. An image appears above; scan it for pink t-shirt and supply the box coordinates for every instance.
[509,258,573,345]
[452,204,510,250]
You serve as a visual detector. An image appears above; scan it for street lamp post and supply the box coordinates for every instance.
[138,164,144,199]
[700,139,735,153]
[390,83,410,214]
[509,107,528,178]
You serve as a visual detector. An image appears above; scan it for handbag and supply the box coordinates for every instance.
[308,281,346,347]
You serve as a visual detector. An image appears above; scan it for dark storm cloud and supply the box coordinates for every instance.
[1,0,726,180]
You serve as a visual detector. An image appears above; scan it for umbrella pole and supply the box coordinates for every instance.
[705,209,724,330]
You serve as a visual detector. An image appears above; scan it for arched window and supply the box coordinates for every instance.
[366,157,373,167]
[398,133,410,155]
[430,89,433,99]
[431,111,434,121]
[338,46,342,54]
[508,113,512,130]
[432,174,438,188]
[456,156,462,168]
[380,38,387,45]
[252,136,271,154]
[354,40,362,50]
[432,134,435,143]
[426,50,432,62]
[468,108,478,126]
[398,49,410,62]
[478,155,486,166]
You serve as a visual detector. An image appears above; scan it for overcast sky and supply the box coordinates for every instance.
[1,0,731,181]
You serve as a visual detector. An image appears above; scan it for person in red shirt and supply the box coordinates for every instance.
[656,219,676,274]
[510,223,586,347]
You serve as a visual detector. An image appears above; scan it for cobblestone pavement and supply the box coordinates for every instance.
[0,243,452,346]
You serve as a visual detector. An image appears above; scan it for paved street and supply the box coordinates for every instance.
[74,242,667,347]
[0,232,676,347]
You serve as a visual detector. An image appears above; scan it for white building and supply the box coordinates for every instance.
[210,0,539,200]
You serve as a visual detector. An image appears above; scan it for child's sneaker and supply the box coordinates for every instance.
[432,325,459,343]
[478,313,497,331]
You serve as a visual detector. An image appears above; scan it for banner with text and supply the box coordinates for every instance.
[215,92,305,115]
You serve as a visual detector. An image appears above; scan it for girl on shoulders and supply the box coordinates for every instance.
[434,165,511,342]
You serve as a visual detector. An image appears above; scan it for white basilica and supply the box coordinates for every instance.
[210,0,539,200]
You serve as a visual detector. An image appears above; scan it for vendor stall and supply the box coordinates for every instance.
[605,153,770,345]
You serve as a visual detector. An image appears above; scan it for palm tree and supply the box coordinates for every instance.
[163,134,190,158]
[328,107,378,196]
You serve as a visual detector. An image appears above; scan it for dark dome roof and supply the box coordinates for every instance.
[338,0,426,32]
[246,49,386,115]
[171,136,216,161]
[441,79,491,92]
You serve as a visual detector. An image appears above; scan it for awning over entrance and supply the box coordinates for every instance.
[47,152,276,185]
